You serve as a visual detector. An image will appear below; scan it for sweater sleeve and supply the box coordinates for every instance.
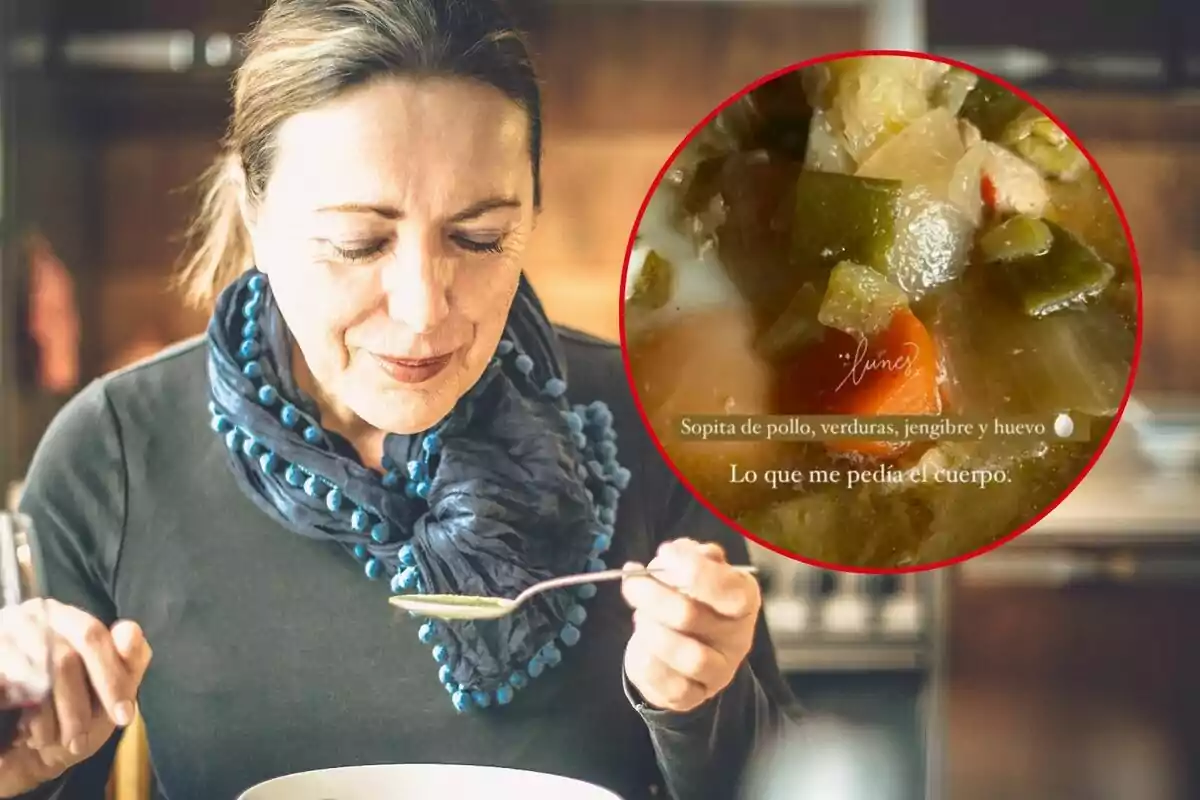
[628,475,800,800]
[14,381,130,799]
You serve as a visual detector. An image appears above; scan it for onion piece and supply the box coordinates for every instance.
[959,119,983,150]
[948,141,1049,223]
[856,107,966,195]
[887,188,974,299]
[925,281,1134,417]
[932,67,979,116]
[829,56,950,163]
[804,110,855,174]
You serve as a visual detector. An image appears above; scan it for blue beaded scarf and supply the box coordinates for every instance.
[206,270,629,711]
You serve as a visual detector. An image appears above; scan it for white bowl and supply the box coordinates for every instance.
[237,764,625,800]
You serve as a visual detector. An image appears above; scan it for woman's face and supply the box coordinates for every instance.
[247,76,534,436]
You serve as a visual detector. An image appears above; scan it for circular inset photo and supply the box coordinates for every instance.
[620,51,1141,571]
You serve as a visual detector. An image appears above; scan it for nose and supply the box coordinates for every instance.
[381,231,451,333]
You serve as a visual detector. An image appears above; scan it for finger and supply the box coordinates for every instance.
[624,630,708,713]
[653,540,760,619]
[24,696,59,751]
[36,741,74,770]
[633,616,732,690]
[110,621,152,684]
[48,642,93,754]
[658,538,726,564]
[622,574,737,642]
[47,605,135,727]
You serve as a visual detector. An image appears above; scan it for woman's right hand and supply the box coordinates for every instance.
[0,601,152,798]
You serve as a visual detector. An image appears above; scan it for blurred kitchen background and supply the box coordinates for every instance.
[3,1,1200,799]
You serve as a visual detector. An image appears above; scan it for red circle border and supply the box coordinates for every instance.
[616,49,1145,575]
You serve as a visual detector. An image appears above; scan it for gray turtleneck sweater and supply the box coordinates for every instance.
[16,329,794,800]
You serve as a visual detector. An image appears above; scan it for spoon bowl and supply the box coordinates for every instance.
[389,564,758,621]
[388,594,517,621]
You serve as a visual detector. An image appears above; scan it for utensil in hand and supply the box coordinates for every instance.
[388,564,760,621]
[0,512,51,749]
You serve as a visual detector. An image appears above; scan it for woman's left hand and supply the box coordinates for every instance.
[621,538,761,713]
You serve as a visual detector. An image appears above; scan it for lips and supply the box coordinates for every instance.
[370,352,454,384]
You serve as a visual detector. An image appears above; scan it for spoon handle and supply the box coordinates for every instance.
[516,564,759,604]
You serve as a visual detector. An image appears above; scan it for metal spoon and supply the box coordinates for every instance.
[388,564,760,621]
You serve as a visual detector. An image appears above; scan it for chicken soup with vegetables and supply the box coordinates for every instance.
[623,55,1138,568]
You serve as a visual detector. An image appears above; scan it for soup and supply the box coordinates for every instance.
[624,55,1137,568]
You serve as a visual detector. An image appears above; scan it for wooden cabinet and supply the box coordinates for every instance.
[945,570,1200,799]
[526,3,865,341]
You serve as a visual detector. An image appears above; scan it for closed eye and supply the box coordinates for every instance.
[330,240,389,263]
[450,232,506,255]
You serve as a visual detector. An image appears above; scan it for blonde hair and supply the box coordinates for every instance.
[177,0,542,310]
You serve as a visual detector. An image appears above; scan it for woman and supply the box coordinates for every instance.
[2,1,793,798]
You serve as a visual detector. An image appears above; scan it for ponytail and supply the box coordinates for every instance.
[176,152,253,310]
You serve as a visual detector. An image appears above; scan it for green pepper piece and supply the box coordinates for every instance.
[1000,108,1087,180]
[959,79,1026,141]
[791,171,904,274]
[818,260,909,337]
[979,215,1054,263]
[628,250,674,311]
[994,220,1116,316]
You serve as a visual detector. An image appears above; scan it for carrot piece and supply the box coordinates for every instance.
[824,308,941,458]
[829,309,940,413]
[776,308,941,459]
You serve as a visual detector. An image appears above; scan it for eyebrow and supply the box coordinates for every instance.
[316,203,402,218]
[315,196,521,222]
[449,196,522,222]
